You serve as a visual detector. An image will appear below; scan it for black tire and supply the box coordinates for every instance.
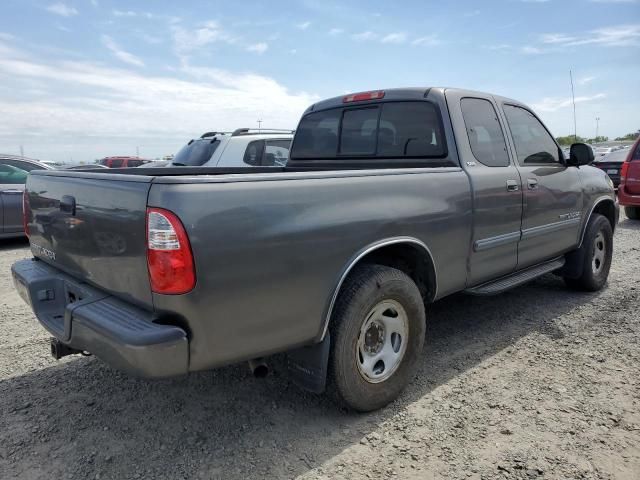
[625,206,640,220]
[327,264,425,412]
[564,213,613,292]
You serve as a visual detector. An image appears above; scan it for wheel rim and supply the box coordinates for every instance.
[355,299,409,384]
[592,231,606,275]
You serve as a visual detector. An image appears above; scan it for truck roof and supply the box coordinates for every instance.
[304,87,526,115]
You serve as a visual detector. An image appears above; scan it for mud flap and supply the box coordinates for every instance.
[286,333,330,394]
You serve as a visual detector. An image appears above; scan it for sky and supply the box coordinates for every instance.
[0,0,639,163]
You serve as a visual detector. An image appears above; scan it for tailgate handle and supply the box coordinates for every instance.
[60,195,76,215]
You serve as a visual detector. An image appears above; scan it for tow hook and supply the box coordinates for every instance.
[50,337,82,360]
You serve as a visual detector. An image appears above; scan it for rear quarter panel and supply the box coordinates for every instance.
[148,169,472,371]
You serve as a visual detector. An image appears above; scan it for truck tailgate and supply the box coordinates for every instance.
[25,171,153,308]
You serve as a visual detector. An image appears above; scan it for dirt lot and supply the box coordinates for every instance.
[0,215,638,480]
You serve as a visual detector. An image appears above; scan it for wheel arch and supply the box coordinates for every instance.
[579,196,617,247]
[319,236,437,341]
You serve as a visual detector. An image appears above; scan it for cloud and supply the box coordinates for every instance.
[352,31,377,41]
[90,0,98,6]
[590,0,637,3]
[540,24,640,47]
[328,28,343,35]
[412,35,440,47]
[46,3,78,17]
[101,35,144,67]
[464,10,481,17]
[296,21,311,30]
[0,44,316,161]
[381,32,408,44]
[521,45,544,54]
[113,9,137,17]
[532,93,606,112]
[578,75,596,85]
[171,20,237,58]
[246,42,268,54]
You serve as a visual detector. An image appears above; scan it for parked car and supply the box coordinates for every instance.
[0,164,29,238]
[617,136,640,220]
[592,149,629,188]
[171,128,293,167]
[137,160,170,168]
[13,87,617,411]
[100,156,150,168]
[594,146,614,158]
[0,155,54,172]
[64,164,110,170]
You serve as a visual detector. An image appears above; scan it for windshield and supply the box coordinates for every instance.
[172,139,221,166]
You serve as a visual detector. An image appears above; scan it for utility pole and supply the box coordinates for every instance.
[569,70,577,142]
[257,119,262,132]
[136,146,140,158]
[20,145,24,158]
[595,117,600,141]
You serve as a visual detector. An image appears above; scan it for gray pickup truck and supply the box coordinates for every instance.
[12,88,618,411]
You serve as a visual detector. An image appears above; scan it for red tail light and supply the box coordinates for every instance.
[23,190,30,237]
[620,161,629,183]
[342,90,385,103]
[146,207,195,294]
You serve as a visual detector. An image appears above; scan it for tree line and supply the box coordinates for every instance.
[555,130,639,146]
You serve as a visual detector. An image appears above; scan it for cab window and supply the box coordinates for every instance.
[503,104,561,165]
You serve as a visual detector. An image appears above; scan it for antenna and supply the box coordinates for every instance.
[569,70,577,142]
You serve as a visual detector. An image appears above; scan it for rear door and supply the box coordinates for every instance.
[445,90,523,286]
[499,103,583,268]
[0,164,28,233]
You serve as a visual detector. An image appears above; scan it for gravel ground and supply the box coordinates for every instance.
[0,214,638,480]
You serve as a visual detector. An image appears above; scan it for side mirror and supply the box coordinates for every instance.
[568,143,594,167]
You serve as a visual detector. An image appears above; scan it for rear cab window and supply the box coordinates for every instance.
[290,100,450,167]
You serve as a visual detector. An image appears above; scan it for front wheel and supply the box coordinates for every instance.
[625,206,640,220]
[564,213,613,291]
[327,264,425,412]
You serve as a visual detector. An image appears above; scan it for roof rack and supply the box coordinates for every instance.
[231,128,295,137]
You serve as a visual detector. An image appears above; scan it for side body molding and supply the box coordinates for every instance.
[319,236,437,341]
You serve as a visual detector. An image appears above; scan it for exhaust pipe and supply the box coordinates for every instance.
[248,357,269,378]
[50,337,81,360]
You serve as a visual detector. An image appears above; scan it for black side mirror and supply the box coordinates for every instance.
[568,143,594,166]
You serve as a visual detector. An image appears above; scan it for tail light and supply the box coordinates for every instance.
[23,190,30,237]
[620,160,629,183]
[146,207,195,294]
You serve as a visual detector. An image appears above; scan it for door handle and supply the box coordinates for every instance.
[527,178,539,190]
[506,180,519,192]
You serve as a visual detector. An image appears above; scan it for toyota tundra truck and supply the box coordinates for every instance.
[12,88,618,411]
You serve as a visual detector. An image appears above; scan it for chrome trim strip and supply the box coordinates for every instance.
[473,231,521,252]
[521,217,581,240]
[320,236,437,340]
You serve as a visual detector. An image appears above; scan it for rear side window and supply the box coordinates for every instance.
[292,101,446,161]
[127,159,144,167]
[460,98,510,167]
[503,105,560,165]
[173,139,221,166]
[109,159,124,168]
[264,140,290,166]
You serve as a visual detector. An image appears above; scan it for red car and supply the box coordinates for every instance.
[99,156,149,168]
[618,136,640,220]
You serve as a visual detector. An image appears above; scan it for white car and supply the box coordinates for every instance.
[171,128,293,168]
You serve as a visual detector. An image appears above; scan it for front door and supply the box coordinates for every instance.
[446,91,524,286]
[499,103,583,269]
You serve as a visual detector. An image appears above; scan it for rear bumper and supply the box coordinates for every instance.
[618,185,640,207]
[11,258,188,378]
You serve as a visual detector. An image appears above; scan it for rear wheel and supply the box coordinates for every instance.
[564,213,613,291]
[625,206,640,220]
[327,264,425,412]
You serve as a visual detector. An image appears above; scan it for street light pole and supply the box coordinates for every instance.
[257,119,262,132]
[595,117,600,141]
